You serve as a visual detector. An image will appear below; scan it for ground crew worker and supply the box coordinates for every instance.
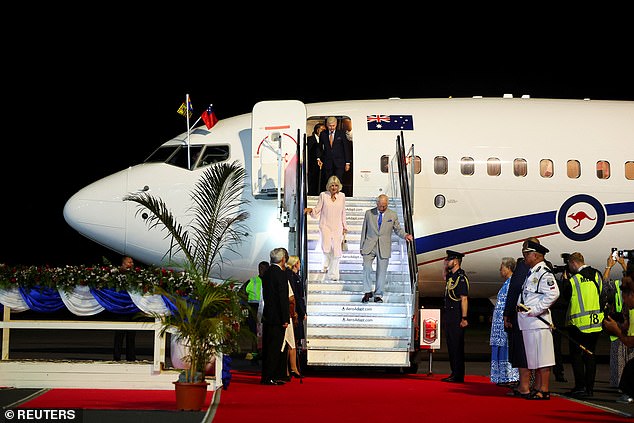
[561,252,604,398]
[245,261,269,333]
[441,250,469,383]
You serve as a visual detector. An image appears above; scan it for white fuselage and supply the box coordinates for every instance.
[64,97,634,298]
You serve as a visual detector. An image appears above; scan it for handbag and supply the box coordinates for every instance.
[341,234,348,251]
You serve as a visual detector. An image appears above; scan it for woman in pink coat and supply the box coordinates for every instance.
[304,175,348,280]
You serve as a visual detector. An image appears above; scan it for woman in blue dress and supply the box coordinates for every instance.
[490,257,520,385]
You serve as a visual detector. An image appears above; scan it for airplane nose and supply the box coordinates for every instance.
[63,168,129,252]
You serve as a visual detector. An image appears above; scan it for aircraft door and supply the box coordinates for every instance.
[251,100,306,223]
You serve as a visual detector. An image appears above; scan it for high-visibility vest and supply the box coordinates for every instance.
[610,280,623,341]
[245,276,262,302]
[567,270,603,333]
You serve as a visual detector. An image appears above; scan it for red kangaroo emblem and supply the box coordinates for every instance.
[568,211,596,229]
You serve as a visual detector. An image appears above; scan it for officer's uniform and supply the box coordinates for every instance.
[517,248,560,369]
[443,250,469,382]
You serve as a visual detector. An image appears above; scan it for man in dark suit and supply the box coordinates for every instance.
[317,116,351,193]
[360,194,413,303]
[260,247,290,385]
[307,122,326,195]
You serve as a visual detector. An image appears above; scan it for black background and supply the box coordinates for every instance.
[3,22,633,267]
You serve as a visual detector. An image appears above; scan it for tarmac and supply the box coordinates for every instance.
[0,319,632,421]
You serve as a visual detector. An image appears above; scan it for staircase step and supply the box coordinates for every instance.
[307,338,410,350]
[307,349,410,367]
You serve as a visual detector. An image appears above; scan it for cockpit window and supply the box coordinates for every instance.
[166,145,204,169]
[145,145,180,163]
[196,145,230,168]
[144,144,230,170]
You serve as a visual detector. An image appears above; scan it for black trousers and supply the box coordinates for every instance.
[568,326,600,391]
[261,323,285,382]
[620,358,634,397]
[443,310,465,379]
[113,330,136,361]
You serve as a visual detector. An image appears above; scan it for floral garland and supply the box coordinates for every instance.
[0,263,208,295]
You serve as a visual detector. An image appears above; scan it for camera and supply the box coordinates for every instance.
[612,247,618,260]
[618,249,633,259]
[552,253,571,274]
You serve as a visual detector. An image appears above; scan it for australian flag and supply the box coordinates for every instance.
[367,114,414,130]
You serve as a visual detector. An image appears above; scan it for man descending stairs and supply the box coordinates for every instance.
[304,195,416,367]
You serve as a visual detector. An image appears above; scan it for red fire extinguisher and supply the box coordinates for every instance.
[423,318,438,344]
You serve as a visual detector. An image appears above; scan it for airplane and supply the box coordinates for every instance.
[63,95,634,301]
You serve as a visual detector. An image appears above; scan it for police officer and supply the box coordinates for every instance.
[441,250,469,383]
[517,240,560,400]
[561,252,604,398]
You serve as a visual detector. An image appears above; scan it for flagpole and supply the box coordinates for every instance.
[185,94,192,170]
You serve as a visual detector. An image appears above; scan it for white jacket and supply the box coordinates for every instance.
[517,261,560,330]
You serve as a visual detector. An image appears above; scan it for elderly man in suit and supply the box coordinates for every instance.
[360,194,413,303]
[260,247,290,385]
[317,116,351,192]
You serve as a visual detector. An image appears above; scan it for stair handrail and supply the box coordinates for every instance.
[394,132,418,294]
[298,130,308,290]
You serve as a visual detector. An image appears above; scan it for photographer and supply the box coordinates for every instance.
[603,276,634,404]
[560,252,604,398]
[550,254,571,382]
[604,251,633,389]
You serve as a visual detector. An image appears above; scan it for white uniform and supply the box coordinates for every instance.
[517,261,560,369]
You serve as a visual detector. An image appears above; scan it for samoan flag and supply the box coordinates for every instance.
[367,114,414,130]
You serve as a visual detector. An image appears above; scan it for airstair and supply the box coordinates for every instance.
[304,196,416,367]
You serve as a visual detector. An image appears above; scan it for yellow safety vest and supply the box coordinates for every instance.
[245,276,262,302]
[567,271,603,333]
[610,280,622,341]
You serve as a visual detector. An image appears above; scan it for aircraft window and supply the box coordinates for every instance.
[513,158,527,177]
[596,160,610,179]
[487,158,501,176]
[434,156,448,175]
[567,160,581,179]
[411,156,421,174]
[626,161,634,180]
[166,145,204,170]
[540,159,554,178]
[145,145,180,163]
[434,194,446,208]
[460,157,474,176]
[380,155,390,173]
[196,145,230,168]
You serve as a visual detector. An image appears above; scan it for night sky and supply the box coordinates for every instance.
[3,26,633,267]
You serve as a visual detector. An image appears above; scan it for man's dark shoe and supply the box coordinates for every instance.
[361,292,373,303]
[441,376,463,383]
[565,388,586,397]
[374,296,383,303]
[260,379,282,385]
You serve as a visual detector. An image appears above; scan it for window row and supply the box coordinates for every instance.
[381,155,634,180]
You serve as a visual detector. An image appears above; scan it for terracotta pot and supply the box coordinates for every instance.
[173,381,210,411]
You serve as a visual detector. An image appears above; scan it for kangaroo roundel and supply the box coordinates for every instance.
[557,194,605,241]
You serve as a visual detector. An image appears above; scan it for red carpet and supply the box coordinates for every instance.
[20,388,212,411]
[20,371,630,423]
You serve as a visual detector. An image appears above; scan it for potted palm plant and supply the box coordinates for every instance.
[124,160,250,411]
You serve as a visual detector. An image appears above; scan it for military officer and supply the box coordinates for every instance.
[517,240,560,400]
[442,250,469,383]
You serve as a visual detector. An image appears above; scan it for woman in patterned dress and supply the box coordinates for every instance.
[490,257,520,385]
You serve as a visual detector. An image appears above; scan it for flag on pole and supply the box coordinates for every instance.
[201,104,219,129]
[177,97,193,118]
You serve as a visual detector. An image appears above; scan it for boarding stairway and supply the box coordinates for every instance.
[304,196,415,367]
